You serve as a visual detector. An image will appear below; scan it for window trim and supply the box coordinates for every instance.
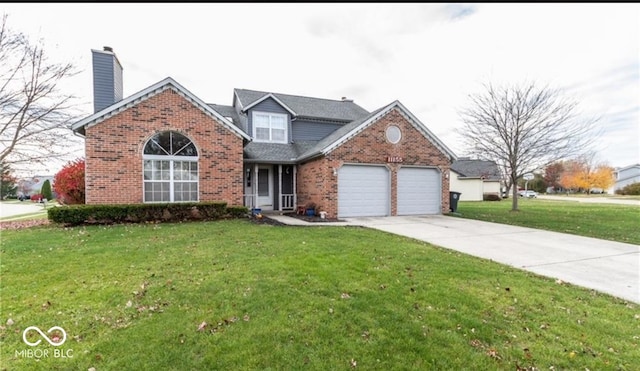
[252,111,288,144]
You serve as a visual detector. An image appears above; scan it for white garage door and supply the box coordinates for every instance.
[397,167,441,215]
[338,165,389,218]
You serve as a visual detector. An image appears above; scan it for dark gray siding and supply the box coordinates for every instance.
[247,98,291,142]
[113,59,123,103]
[92,50,123,113]
[292,119,343,141]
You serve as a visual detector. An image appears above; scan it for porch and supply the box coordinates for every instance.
[243,164,297,212]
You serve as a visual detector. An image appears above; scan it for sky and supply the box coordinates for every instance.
[2,3,639,176]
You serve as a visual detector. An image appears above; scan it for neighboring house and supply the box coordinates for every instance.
[449,158,501,201]
[17,175,55,197]
[71,47,456,218]
[613,163,640,191]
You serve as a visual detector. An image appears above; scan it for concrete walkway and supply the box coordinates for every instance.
[268,214,640,303]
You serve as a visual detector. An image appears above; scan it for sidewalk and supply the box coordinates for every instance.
[536,194,640,206]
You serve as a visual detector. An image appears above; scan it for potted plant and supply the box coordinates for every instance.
[305,201,316,217]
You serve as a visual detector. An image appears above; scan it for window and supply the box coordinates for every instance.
[143,131,198,202]
[385,125,402,144]
[253,112,288,143]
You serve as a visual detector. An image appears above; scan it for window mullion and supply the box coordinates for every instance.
[169,160,174,202]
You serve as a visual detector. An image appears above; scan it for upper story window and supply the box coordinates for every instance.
[252,111,288,143]
[143,131,198,203]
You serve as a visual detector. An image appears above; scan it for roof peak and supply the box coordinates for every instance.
[234,88,356,104]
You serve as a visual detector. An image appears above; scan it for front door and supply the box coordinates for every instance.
[257,166,273,210]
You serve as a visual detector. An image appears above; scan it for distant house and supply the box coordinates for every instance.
[17,175,55,197]
[614,164,640,191]
[449,159,501,201]
[70,47,457,218]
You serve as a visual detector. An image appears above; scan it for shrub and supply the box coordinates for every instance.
[54,158,85,204]
[617,182,640,195]
[41,179,53,201]
[30,194,43,202]
[47,202,246,226]
[483,193,502,201]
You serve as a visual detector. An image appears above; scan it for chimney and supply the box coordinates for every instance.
[92,46,123,113]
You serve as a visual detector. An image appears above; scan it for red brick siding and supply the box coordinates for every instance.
[297,108,451,217]
[84,89,244,205]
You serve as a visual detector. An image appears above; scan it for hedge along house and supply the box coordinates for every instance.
[72,47,457,218]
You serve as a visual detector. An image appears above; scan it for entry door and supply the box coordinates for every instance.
[257,166,273,210]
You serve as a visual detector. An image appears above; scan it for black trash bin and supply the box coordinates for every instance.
[449,191,461,212]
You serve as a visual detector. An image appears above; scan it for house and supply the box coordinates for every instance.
[449,158,501,201]
[613,163,640,191]
[17,175,55,198]
[71,47,456,218]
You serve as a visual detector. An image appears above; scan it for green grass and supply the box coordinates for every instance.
[454,199,640,245]
[1,220,638,370]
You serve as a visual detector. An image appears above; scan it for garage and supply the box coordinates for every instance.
[338,165,390,217]
[397,167,441,215]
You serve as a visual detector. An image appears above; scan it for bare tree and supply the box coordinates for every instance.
[457,82,599,211]
[0,14,82,172]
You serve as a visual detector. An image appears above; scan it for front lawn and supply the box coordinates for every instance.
[1,220,638,370]
[454,200,640,245]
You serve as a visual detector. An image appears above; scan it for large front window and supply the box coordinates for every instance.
[253,112,287,143]
[143,131,198,202]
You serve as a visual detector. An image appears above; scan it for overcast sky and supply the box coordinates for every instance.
[3,3,639,175]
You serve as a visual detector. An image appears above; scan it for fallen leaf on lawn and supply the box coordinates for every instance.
[243,314,250,322]
[350,359,357,368]
[486,348,501,360]
[6,318,14,326]
[341,293,351,299]
[126,300,132,308]
[197,321,207,331]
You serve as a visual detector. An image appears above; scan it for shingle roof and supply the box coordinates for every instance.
[208,104,246,133]
[451,159,502,180]
[243,141,319,163]
[234,88,369,122]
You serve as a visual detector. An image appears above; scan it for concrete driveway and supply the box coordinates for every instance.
[344,215,640,304]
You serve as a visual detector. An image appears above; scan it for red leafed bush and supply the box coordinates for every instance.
[53,158,85,204]
[30,194,43,202]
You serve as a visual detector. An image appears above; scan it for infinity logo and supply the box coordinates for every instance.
[22,326,67,346]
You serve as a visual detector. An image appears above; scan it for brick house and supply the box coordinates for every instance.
[72,47,457,218]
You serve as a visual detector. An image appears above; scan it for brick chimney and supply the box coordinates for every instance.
[91,46,123,113]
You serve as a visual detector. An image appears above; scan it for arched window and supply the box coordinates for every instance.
[143,131,198,202]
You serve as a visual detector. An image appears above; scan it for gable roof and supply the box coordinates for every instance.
[297,100,457,162]
[71,77,250,140]
[451,159,502,180]
[234,88,369,122]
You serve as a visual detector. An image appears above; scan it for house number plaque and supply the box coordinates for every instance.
[386,156,403,163]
